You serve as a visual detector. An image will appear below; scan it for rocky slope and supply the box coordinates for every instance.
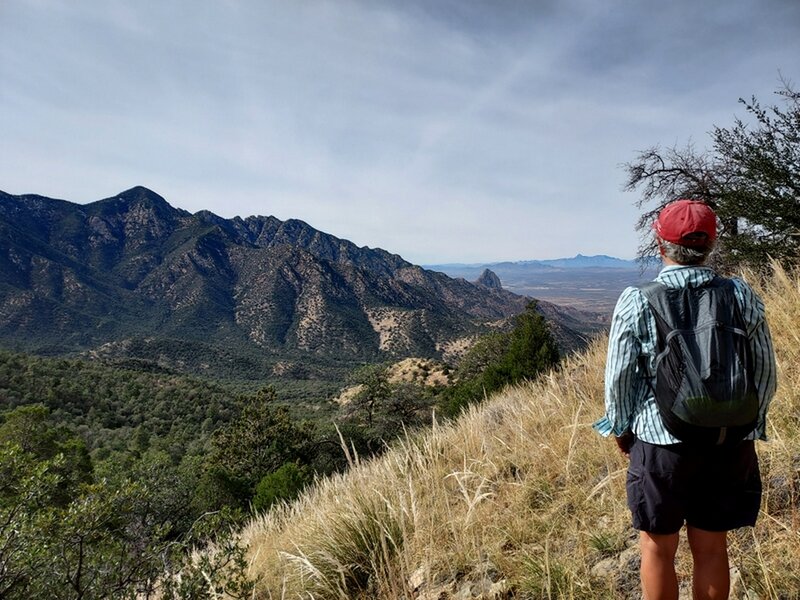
[0,187,601,381]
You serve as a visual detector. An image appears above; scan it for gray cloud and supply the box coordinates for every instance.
[1,0,798,263]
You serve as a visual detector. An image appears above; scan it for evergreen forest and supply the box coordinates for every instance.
[0,301,559,598]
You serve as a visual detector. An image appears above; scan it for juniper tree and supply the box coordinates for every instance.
[625,82,800,271]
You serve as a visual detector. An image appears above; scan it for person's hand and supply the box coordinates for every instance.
[614,431,634,458]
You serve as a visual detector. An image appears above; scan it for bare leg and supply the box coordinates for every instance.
[686,526,729,600]
[640,530,680,600]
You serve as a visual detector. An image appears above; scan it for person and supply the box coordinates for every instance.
[593,199,778,600]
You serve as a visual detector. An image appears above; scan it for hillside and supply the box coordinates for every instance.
[239,265,800,599]
[0,187,600,384]
[0,349,246,455]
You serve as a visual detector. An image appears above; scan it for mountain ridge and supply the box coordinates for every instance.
[425,253,649,272]
[424,254,662,314]
[0,187,602,382]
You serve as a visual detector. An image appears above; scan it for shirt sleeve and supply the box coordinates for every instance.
[593,286,647,437]
[732,278,778,441]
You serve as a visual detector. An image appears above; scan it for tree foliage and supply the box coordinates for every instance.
[625,82,800,270]
[347,364,392,429]
[253,462,311,513]
[0,405,92,506]
[339,363,440,456]
[0,411,256,599]
[207,388,316,503]
[0,296,567,596]
[440,301,560,416]
[0,349,240,457]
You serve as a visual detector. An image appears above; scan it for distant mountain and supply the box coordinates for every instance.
[426,254,648,274]
[425,254,662,314]
[537,254,639,269]
[0,187,600,381]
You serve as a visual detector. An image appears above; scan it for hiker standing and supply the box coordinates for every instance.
[593,200,778,600]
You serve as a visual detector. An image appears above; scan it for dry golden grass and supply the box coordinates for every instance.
[240,264,800,599]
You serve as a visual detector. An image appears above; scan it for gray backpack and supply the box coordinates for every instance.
[639,276,758,445]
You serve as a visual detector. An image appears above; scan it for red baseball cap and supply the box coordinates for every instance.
[654,200,717,247]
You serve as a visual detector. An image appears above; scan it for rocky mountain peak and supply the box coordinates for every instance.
[475,268,503,290]
[82,187,191,252]
[87,186,185,221]
[0,188,555,380]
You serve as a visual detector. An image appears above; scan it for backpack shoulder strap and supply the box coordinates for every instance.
[707,275,749,333]
[634,281,668,387]
[636,281,673,322]
[706,274,734,291]
[637,280,668,304]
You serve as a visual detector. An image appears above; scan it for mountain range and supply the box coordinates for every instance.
[426,254,661,313]
[426,253,644,271]
[0,187,603,383]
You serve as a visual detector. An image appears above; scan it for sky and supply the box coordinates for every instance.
[1,1,799,264]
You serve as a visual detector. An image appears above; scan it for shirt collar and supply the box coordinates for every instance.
[655,265,717,287]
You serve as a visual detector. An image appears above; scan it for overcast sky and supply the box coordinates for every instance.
[1,0,798,263]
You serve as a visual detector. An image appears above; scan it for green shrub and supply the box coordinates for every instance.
[440,301,560,417]
[253,462,311,512]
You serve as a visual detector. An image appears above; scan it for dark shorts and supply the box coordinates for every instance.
[626,439,762,534]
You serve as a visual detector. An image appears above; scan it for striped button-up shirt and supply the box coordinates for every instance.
[593,265,778,445]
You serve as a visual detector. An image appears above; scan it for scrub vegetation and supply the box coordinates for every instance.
[0,296,559,598]
[240,263,800,599]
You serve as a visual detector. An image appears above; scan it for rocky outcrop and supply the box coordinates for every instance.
[475,268,503,290]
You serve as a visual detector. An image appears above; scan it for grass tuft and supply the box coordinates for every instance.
[240,263,800,599]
